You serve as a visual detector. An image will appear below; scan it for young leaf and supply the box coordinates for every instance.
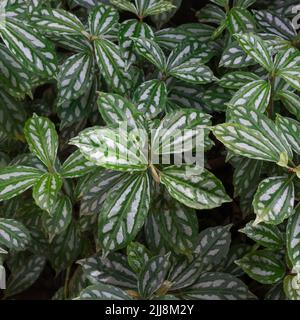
[78,284,132,300]
[236,251,285,284]
[57,52,94,104]
[0,166,43,201]
[181,272,255,300]
[88,4,119,36]
[32,172,63,213]
[0,19,57,77]
[253,176,294,225]
[286,206,300,270]
[240,220,284,249]
[234,33,273,71]
[24,115,58,169]
[127,242,151,274]
[283,275,300,300]
[0,218,31,251]
[98,172,150,252]
[227,7,256,34]
[133,79,167,119]
[227,80,271,112]
[137,253,170,299]
[160,165,231,210]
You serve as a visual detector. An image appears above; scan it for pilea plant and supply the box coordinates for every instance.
[0,0,300,301]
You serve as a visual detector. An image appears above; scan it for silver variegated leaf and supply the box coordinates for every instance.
[132,37,167,71]
[236,251,285,284]
[286,206,300,271]
[89,4,119,36]
[253,176,294,225]
[227,80,271,112]
[181,272,255,300]
[43,196,72,240]
[98,172,150,252]
[240,220,284,249]
[137,253,170,299]
[0,218,31,251]
[0,19,57,77]
[24,114,58,168]
[110,0,138,15]
[160,165,231,210]
[61,150,96,179]
[70,125,148,172]
[218,71,260,90]
[278,68,300,91]
[227,7,256,34]
[4,255,46,298]
[234,33,273,71]
[32,172,62,213]
[284,275,300,300]
[57,52,94,104]
[194,225,232,266]
[0,166,43,201]
[78,252,137,289]
[133,79,167,119]
[277,90,300,121]
[78,284,132,300]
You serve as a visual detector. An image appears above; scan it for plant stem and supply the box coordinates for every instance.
[149,163,160,183]
[64,267,71,300]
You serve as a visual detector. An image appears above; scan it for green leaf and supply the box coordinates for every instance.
[196,4,226,25]
[234,33,273,71]
[227,7,256,34]
[70,125,148,172]
[0,43,32,98]
[94,39,132,94]
[110,0,138,16]
[156,198,198,255]
[78,252,137,289]
[98,172,150,252]
[132,37,167,71]
[218,71,260,90]
[80,170,125,216]
[137,253,170,299]
[195,225,232,266]
[97,92,142,127]
[240,220,284,249]
[276,115,300,155]
[227,80,271,112]
[33,172,63,213]
[284,275,300,300]
[274,47,300,71]
[24,115,58,168]
[0,19,57,77]
[127,241,151,274]
[0,218,31,251]
[181,272,255,300]
[236,251,285,284]
[133,79,167,119]
[31,8,86,35]
[160,165,231,210]
[151,109,211,155]
[50,222,81,273]
[78,284,132,300]
[278,68,300,91]
[0,166,43,201]
[253,10,296,40]
[253,176,294,225]
[57,52,95,104]
[89,4,119,36]
[286,206,300,270]
[140,0,175,17]
[4,255,46,298]
[219,41,254,68]
[43,195,72,240]
[61,150,96,179]
[277,90,300,121]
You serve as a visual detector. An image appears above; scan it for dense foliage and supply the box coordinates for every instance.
[0,0,300,300]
